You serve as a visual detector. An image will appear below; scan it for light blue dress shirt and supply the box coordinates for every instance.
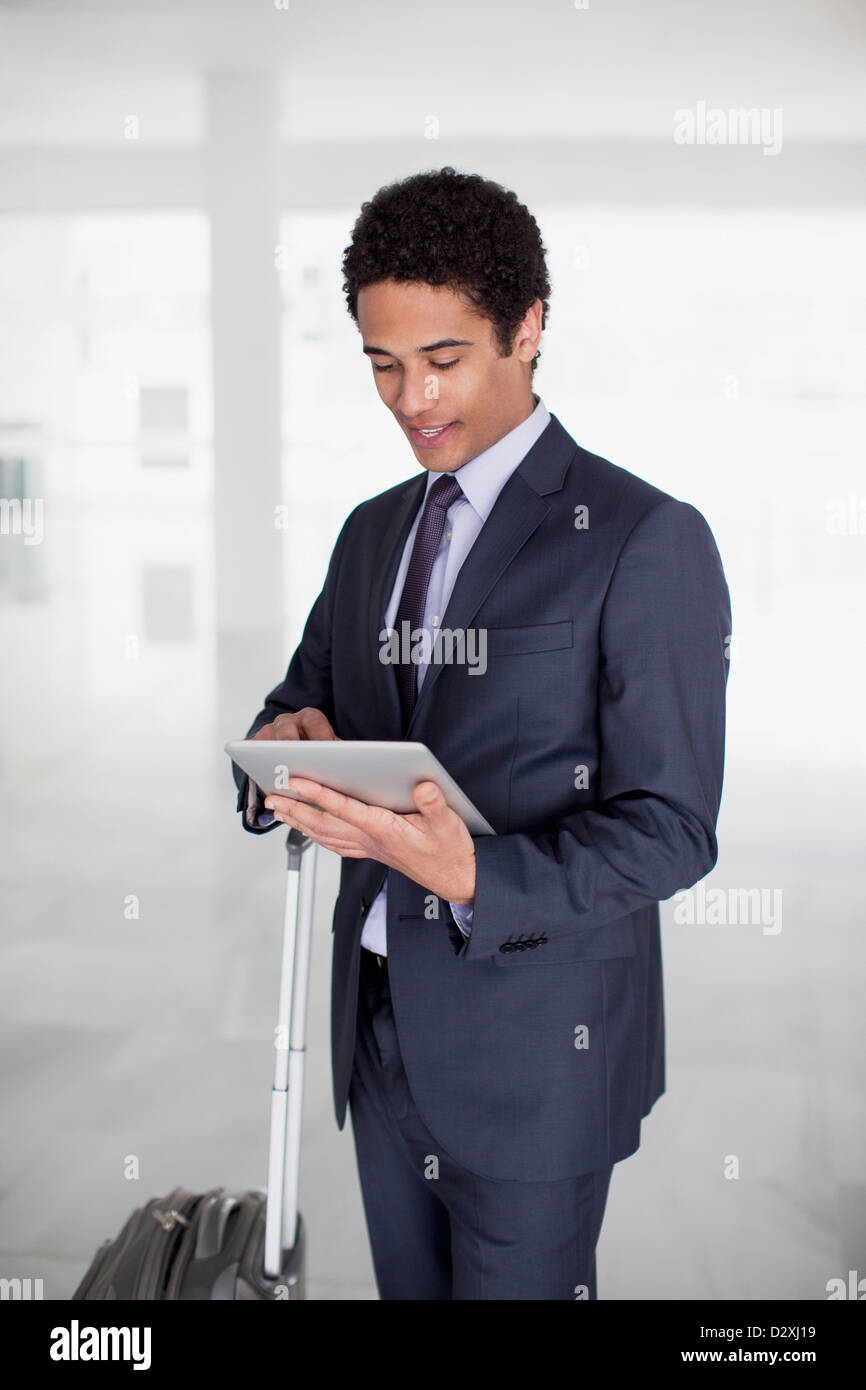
[251,394,552,956]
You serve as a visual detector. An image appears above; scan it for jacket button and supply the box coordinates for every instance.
[359,899,368,917]
[499,943,514,954]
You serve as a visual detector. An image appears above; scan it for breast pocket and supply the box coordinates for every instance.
[483,620,573,658]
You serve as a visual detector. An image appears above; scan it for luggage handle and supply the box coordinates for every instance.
[264,827,318,1280]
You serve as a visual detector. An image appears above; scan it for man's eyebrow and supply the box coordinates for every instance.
[362,338,474,357]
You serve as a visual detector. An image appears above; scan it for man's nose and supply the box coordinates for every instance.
[397,369,439,420]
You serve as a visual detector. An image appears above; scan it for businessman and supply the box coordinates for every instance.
[231,167,731,1300]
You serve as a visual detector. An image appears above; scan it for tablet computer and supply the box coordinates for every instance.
[225,739,497,836]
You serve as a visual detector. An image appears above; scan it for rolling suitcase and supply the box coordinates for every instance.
[72,828,318,1300]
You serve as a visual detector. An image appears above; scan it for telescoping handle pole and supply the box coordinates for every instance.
[264,827,318,1280]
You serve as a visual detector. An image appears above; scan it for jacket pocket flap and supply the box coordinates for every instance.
[484,620,573,657]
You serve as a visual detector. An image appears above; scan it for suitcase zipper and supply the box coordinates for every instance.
[134,1189,202,1299]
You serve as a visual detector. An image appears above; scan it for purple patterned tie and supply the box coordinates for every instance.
[393,472,464,725]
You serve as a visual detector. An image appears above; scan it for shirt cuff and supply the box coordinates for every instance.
[449,900,474,937]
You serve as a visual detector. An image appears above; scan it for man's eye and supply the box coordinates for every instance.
[372,358,460,374]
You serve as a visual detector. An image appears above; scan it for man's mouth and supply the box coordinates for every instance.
[409,421,458,447]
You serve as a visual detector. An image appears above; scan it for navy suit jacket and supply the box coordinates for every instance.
[232,411,731,1181]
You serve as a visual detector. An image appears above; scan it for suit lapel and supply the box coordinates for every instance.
[365,472,427,738]
[406,412,577,736]
[365,412,578,742]
[404,471,549,737]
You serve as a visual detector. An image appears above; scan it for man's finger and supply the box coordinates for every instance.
[271,794,374,852]
[297,708,340,741]
[283,777,372,828]
[254,707,339,742]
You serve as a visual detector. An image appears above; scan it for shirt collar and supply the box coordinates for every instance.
[420,394,551,524]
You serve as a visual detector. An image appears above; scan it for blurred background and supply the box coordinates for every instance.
[0,0,864,1300]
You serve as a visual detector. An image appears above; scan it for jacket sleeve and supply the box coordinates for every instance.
[461,497,732,959]
[231,508,355,834]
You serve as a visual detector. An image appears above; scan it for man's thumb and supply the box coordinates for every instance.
[415,780,443,811]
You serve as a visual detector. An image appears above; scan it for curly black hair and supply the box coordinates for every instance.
[341,167,551,374]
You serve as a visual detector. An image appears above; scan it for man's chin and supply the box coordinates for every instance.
[408,437,470,471]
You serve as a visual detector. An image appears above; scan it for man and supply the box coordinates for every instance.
[231,166,731,1300]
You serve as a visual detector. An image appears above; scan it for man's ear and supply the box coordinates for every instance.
[514,297,543,365]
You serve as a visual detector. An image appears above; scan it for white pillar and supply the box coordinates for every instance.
[205,71,284,743]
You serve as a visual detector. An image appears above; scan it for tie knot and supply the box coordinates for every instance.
[427,472,463,511]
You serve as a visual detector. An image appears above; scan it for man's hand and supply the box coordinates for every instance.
[253,707,340,742]
[264,777,476,906]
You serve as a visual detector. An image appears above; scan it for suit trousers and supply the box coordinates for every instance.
[348,945,614,1300]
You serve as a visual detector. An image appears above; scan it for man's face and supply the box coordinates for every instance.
[356,279,541,472]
